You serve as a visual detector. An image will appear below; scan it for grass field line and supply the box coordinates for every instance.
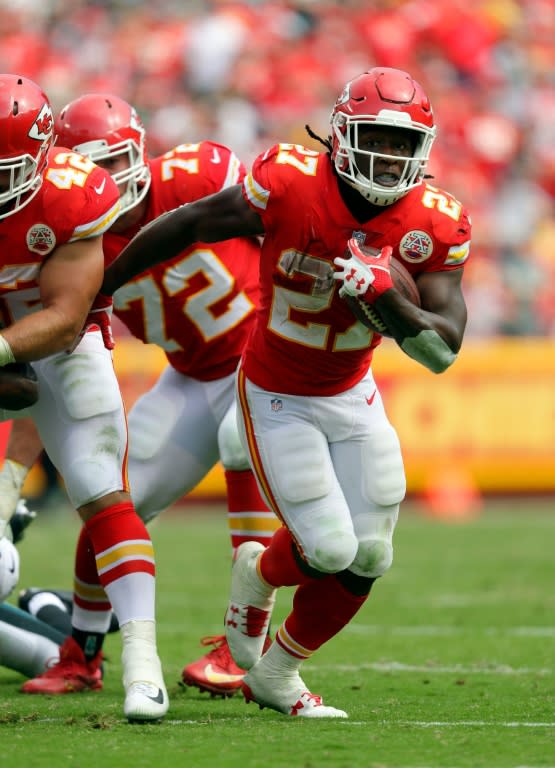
[159,623,555,638]
[28,717,555,729]
[430,593,554,607]
[345,624,555,637]
[310,661,551,675]
[393,720,555,729]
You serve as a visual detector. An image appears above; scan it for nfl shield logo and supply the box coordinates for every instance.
[270,398,283,412]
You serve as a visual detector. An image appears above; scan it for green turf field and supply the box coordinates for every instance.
[1,500,553,768]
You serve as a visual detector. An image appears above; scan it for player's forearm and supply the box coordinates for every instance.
[375,294,464,374]
[0,307,85,363]
[102,208,196,295]
[400,330,458,373]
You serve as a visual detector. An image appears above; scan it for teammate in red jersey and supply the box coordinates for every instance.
[100,68,471,718]
[0,75,168,721]
[5,93,280,696]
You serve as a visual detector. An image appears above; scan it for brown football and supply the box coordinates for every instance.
[344,256,420,338]
[0,362,39,410]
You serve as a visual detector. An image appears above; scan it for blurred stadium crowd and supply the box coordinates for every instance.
[1,0,554,336]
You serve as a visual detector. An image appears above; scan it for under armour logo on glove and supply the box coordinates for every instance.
[345,267,370,294]
[333,239,394,304]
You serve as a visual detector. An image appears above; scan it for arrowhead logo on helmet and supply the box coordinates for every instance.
[29,103,54,141]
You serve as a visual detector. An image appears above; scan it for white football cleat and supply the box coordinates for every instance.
[225,541,276,670]
[121,620,168,722]
[242,660,347,718]
[124,680,168,722]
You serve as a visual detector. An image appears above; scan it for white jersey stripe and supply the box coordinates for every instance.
[221,152,242,190]
[244,172,269,210]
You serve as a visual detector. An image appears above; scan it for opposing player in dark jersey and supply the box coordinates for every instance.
[6,93,279,696]
[100,68,471,718]
[0,75,168,721]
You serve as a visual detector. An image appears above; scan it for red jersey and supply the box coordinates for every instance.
[108,142,259,381]
[0,147,119,326]
[241,144,472,396]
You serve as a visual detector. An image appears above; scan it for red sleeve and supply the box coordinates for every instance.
[43,148,120,242]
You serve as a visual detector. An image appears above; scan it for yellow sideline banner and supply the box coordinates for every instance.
[113,337,555,497]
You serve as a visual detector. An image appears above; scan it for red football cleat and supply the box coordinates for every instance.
[21,637,103,694]
[181,634,272,698]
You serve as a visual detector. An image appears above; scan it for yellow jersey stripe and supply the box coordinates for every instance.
[445,240,470,266]
[69,199,121,241]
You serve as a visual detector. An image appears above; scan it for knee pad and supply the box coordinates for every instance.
[217,404,249,470]
[266,424,333,504]
[65,447,126,508]
[307,528,359,574]
[128,387,181,462]
[350,535,394,578]
[362,427,406,506]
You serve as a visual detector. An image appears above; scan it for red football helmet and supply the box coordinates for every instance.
[330,68,436,205]
[0,74,54,219]
[55,93,151,216]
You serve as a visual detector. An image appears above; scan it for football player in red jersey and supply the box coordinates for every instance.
[0,75,168,721]
[5,93,280,696]
[101,68,471,718]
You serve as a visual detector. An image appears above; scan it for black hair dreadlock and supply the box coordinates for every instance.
[305,124,332,154]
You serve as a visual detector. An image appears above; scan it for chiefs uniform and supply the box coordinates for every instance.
[234,141,471,631]
[0,148,129,508]
[0,148,119,320]
[241,144,471,396]
[105,142,270,526]
[109,141,259,381]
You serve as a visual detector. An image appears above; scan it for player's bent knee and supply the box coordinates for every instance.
[362,428,406,506]
[306,529,359,574]
[217,407,249,470]
[65,454,124,508]
[267,425,333,503]
[350,537,393,578]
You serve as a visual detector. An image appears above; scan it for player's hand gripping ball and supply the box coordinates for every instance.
[334,239,420,337]
[0,362,39,410]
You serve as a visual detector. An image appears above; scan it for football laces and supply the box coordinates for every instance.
[357,297,388,334]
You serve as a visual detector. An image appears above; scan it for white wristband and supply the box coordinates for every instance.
[0,334,15,366]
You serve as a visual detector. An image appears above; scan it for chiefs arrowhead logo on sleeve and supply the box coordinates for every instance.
[28,103,54,142]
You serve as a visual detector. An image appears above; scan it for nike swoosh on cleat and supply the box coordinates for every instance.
[146,688,165,704]
[204,664,244,684]
[94,179,106,195]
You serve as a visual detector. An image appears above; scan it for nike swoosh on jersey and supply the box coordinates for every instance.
[366,390,377,405]
[94,178,106,195]
[210,148,221,164]
[204,664,244,684]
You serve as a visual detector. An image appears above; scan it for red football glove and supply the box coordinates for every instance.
[333,239,393,304]
[67,306,115,353]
